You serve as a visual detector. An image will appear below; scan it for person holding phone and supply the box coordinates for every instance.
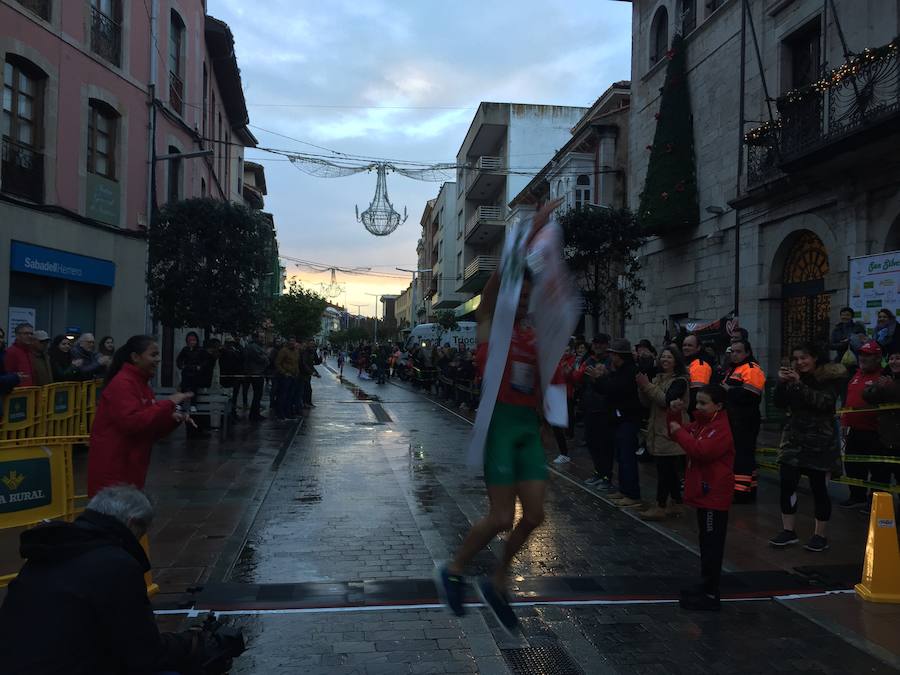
[87,335,193,497]
[770,342,846,552]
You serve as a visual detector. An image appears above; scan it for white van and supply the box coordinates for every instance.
[404,322,477,352]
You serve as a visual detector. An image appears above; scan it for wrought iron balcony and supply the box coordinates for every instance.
[169,71,184,115]
[745,127,784,188]
[91,6,121,67]
[1,137,44,203]
[745,40,899,184]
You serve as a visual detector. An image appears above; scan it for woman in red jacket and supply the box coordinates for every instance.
[87,335,192,497]
[668,384,734,611]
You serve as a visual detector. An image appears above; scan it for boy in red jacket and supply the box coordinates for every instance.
[668,384,735,611]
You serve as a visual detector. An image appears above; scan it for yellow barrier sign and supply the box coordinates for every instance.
[0,443,69,528]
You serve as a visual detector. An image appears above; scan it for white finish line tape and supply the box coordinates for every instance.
[154,589,856,617]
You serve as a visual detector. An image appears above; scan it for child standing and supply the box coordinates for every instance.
[668,384,734,611]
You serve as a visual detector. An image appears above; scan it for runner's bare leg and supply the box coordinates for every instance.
[493,479,546,590]
[448,485,516,575]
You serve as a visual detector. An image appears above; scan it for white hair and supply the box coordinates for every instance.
[79,333,95,344]
[87,485,154,534]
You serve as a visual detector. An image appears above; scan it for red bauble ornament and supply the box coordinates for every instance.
[666,49,676,60]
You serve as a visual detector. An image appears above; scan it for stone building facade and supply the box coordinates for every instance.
[625,0,900,372]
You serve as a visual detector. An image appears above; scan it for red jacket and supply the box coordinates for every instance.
[842,369,880,432]
[87,363,179,497]
[670,409,735,510]
[3,341,34,387]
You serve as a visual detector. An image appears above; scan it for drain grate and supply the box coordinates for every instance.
[369,402,393,423]
[502,642,583,675]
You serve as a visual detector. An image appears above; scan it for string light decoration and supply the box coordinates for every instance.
[355,163,408,236]
[744,37,899,145]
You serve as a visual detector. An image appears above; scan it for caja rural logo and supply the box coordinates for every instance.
[2,470,26,491]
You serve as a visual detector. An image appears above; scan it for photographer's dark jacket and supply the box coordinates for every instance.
[774,363,846,474]
[0,509,193,675]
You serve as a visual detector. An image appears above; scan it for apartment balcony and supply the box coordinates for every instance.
[169,71,184,116]
[1,138,44,203]
[465,205,505,245]
[425,272,438,299]
[90,6,121,67]
[459,255,499,293]
[465,155,505,200]
[745,40,899,183]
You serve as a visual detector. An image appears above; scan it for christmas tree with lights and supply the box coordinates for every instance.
[638,34,699,235]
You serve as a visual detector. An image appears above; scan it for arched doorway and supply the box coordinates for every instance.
[781,231,831,355]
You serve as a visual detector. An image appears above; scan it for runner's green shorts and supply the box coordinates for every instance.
[484,402,547,485]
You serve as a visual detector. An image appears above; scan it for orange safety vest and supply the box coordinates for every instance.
[688,359,712,389]
[723,362,765,395]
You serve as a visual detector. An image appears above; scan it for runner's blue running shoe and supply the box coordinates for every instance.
[434,564,466,617]
[476,578,518,634]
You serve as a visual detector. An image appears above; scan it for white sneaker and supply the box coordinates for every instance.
[553,454,571,464]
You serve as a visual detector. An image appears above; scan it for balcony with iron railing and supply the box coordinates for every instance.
[464,204,505,245]
[744,39,899,187]
[465,155,504,199]
[90,6,121,67]
[1,137,44,203]
[459,255,499,293]
[16,0,50,20]
[169,71,184,116]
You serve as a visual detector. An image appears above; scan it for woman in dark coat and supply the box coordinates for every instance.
[770,342,846,553]
[49,335,82,382]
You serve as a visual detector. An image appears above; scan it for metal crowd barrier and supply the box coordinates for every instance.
[0,380,103,441]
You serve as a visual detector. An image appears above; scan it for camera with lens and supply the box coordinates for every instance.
[186,613,246,675]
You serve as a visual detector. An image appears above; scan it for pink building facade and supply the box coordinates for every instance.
[0,0,254,341]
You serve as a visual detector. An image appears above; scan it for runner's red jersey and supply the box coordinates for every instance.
[476,323,540,409]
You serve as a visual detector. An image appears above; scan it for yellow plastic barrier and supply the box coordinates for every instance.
[42,382,82,437]
[80,379,102,435]
[0,387,42,440]
[856,492,900,603]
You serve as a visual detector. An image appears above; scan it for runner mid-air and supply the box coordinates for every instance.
[435,199,564,633]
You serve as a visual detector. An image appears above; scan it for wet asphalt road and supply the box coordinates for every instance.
[219,362,897,675]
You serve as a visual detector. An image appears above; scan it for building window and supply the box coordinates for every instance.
[2,56,46,202]
[574,174,592,209]
[14,0,50,21]
[201,177,206,197]
[457,209,463,238]
[90,0,121,67]
[225,131,231,196]
[650,7,669,65]
[785,18,822,90]
[217,112,223,181]
[237,156,243,193]
[456,251,462,280]
[168,10,185,115]
[202,63,208,140]
[679,0,696,35]
[166,146,181,203]
[87,100,118,179]
[705,0,723,16]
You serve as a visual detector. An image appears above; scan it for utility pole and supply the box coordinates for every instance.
[364,293,380,344]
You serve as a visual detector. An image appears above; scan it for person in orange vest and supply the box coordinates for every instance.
[682,334,712,416]
[722,339,765,502]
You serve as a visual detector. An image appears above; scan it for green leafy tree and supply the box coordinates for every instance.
[148,198,270,335]
[270,280,327,339]
[329,326,369,346]
[559,206,646,335]
[638,34,699,235]
[435,310,459,332]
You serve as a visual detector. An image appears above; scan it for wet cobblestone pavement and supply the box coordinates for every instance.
[185,362,899,674]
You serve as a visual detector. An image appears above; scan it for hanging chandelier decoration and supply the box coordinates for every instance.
[320,268,345,299]
[355,163,408,237]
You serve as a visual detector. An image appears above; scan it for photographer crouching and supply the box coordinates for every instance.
[0,485,244,674]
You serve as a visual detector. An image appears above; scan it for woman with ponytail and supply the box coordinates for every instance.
[87,335,192,496]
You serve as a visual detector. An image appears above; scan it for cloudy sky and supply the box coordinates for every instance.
[211,0,633,317]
